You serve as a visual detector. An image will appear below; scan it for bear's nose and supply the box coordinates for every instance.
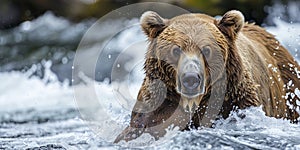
[181,72,201,90]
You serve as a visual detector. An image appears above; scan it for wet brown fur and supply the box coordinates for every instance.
[114,10,300,143]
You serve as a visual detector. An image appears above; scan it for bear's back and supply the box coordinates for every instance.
[238,24,300,122]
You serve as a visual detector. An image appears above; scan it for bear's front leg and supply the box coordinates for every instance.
[114,78,190,143]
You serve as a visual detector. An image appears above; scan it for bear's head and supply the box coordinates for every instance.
[141,10,244,112]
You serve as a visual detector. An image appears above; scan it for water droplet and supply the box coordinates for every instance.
[268,64,272,68]
[62,57,68,64]
[72,66,74,69]
[21,21,31,31]
[117,64,120,68]
[108,54,111,59]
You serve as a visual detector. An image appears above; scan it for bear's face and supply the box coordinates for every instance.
[154,25,225,98]
[141,11,244,111]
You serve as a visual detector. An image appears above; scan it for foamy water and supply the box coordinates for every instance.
[1,3,300,149]
[1,65,300,149]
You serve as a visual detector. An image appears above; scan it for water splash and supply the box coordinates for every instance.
[1,2,300,149]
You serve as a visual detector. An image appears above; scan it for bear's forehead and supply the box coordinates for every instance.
[159,22,224,47]
[170,13,215,23]
[166,14,217,34]
[168,15,220,36]
[156,14,228,51]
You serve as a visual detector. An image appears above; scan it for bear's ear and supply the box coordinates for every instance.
[216,10,244,40]
[140,11,168,39]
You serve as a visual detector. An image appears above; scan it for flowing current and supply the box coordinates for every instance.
[1,3,300,150]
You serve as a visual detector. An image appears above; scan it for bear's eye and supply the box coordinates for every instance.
[171,45,181,58]
[202,46,211,59]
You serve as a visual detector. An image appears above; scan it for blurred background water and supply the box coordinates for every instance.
[0,0,300,149]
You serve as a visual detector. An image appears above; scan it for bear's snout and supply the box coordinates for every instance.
[181,72,201,90]
[177,58,206,98]
[179,71,205,97]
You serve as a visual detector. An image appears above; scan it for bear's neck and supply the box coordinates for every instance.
[222,44,244,117]
[226,45,243,91]
[223,44,260,117]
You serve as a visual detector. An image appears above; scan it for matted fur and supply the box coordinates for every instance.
[114,10,300,143]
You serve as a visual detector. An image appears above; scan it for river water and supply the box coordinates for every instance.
[1,2,300,150]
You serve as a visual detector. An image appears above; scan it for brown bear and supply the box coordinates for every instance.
[114,10,300,143]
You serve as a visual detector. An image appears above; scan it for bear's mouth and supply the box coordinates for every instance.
[176,73,205,98]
